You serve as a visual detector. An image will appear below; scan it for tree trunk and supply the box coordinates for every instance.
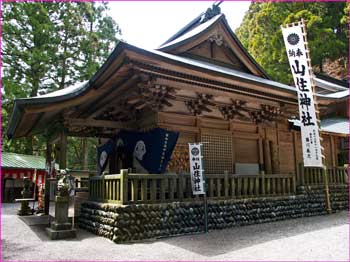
[59,33,69,90]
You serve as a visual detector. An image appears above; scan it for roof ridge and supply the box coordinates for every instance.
[160,2,222,48]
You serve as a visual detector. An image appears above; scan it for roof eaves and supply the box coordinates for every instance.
[314,77,348,92]
[317,90,349,99]
[6,41,128,139]
[315,72,348,87]
[6,82,90,139]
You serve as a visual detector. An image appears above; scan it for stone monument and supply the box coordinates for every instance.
[17,176,33,216]
[46,169,77,240]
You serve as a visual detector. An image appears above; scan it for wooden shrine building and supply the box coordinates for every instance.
[7,6,348,176]
[6,4,349,242]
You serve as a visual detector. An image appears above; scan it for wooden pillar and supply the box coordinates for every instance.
[59,131,67,170]
[292,132,298,176]
[258,137,264,173]
[120,169,128,204]
[44,141,52,215]
[270,141,280,174]
[330,136,336,167]
[224,171,229,197]
[263,139,272,174]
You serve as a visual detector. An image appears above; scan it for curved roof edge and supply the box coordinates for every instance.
[6,41,128,139]
[7,40,345,139]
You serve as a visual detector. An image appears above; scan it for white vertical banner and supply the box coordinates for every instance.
[281,22,322,167]
[188,143,206,195]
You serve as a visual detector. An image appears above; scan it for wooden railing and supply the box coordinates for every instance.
[89,170,296,204]
[297,163,349,186]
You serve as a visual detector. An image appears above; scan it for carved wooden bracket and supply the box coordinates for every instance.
[185,93,215,116]
[96,102,140,122]
[249,104,282,123]
[208,33,225,46]
[137,83,176,110]
[94,75,176,121]
[218,99,247,120]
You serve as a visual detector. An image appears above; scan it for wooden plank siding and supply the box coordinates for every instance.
[158,112,344,176]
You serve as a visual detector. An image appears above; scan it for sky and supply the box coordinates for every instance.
[108,1,251,50]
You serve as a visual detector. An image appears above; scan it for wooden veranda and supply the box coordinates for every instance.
[89,166,348,205]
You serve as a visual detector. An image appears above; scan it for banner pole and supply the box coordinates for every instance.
[300,19,332,214]
[281,20,332,214]
[204,192,208,233]
[323,166,332,213]
[201,143,208,233]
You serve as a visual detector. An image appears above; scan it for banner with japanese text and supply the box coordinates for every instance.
[282,23,322,167]
[189,143,206,195]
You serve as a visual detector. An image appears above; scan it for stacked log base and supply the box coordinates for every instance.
[298,185,349,211]
[79,186,348,243]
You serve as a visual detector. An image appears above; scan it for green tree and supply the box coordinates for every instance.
[236,2,348,84]
[2,2,58,154]
[2,2,121,164]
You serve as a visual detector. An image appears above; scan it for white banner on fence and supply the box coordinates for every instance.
[281,23,322,167]
[188,143,206,195]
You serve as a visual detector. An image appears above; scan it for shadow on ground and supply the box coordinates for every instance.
[3,203,98,242]
[159,212,349,257]
[28,224,97,242]
[2,203,349,258]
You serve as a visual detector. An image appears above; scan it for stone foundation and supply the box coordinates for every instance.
[79,185,348,243]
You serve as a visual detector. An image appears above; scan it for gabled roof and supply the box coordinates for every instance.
[7,40,348,139]
[6,5,348,139]
[159,14,223,50]
[157,6,270,79]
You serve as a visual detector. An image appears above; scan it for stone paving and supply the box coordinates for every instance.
[1,203,349,261]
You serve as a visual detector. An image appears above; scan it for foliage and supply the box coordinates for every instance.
[236,2,348,84]
[2,2,121,168]
[67,137,98,171]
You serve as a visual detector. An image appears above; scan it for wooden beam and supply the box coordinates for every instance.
[64,118,132,130]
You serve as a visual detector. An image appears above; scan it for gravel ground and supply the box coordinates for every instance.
[1,203,349,261]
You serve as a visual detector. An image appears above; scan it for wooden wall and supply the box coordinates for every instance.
[159,112,342,175]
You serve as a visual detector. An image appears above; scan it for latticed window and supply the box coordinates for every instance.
[201,130,233,174]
